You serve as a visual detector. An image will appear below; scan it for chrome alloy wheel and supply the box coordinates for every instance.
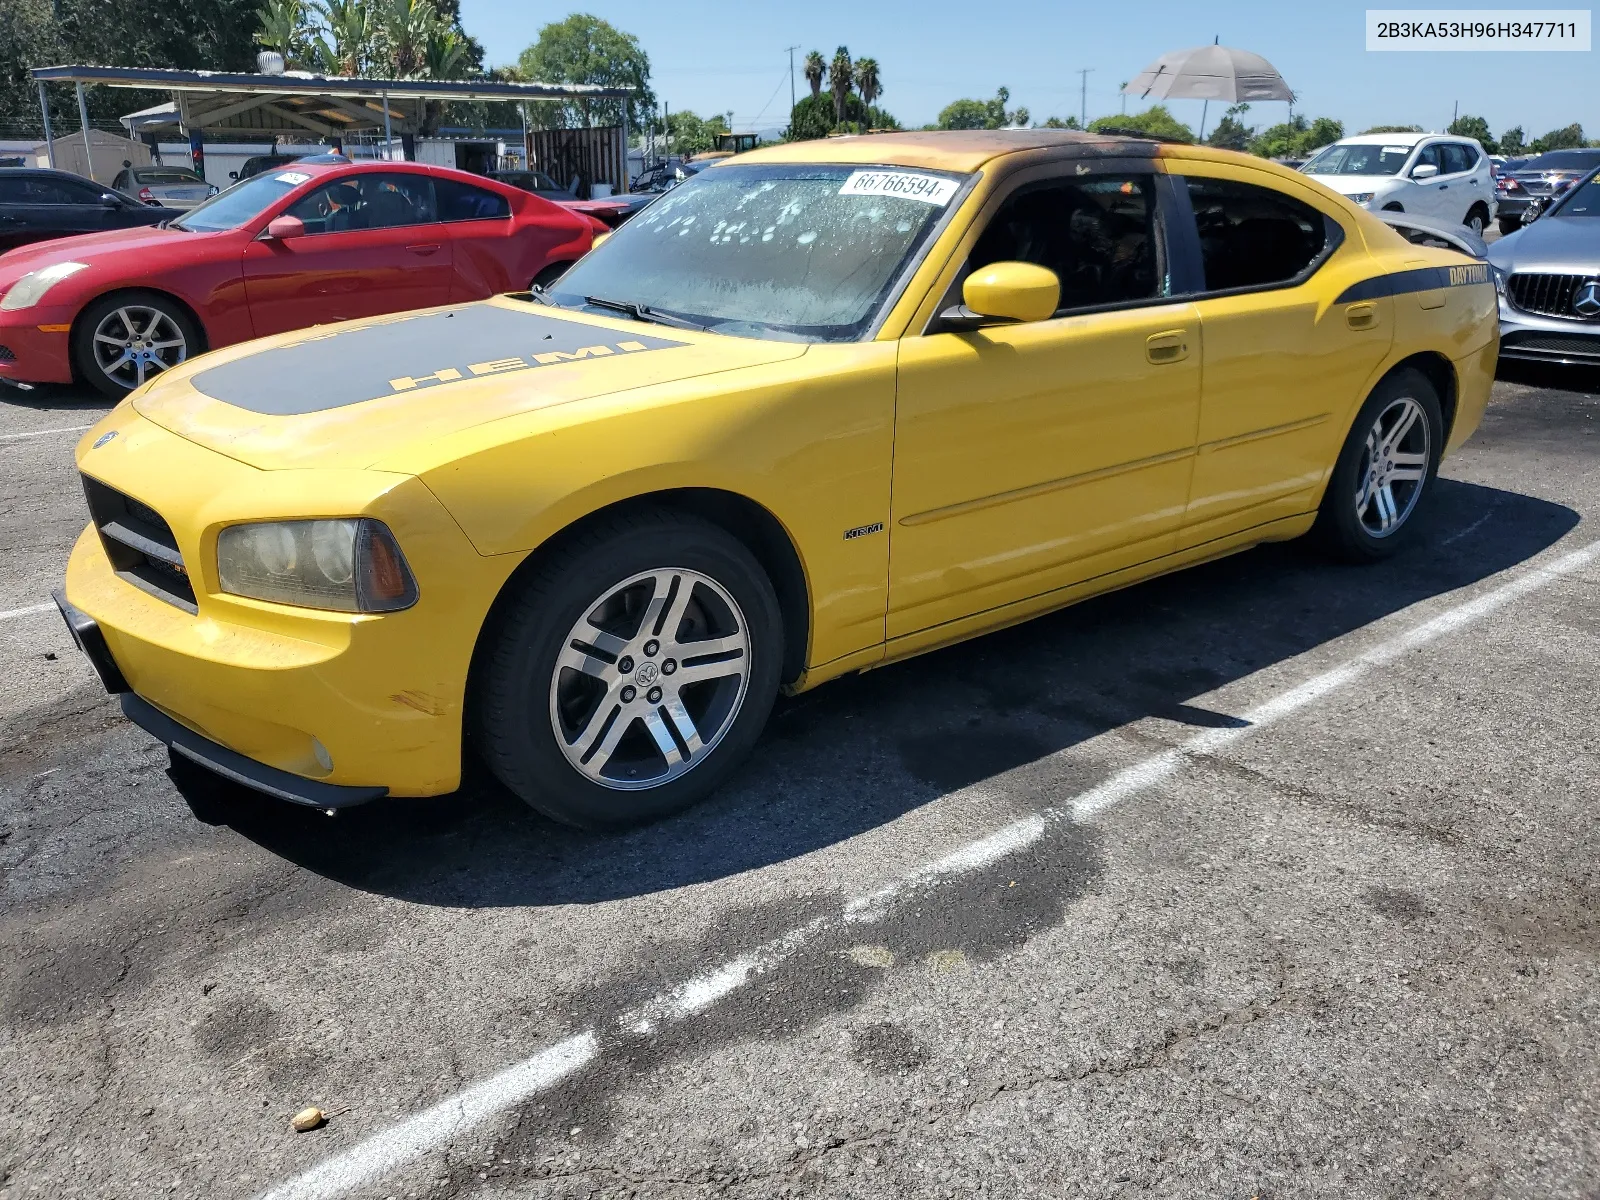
[1355,395,1430,537]
[92,305,188,388]
[548,568,751,790]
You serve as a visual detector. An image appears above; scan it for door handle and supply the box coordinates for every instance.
[1345,301,1379,330]
[1145,330,1189,364]
[406,243,441,255]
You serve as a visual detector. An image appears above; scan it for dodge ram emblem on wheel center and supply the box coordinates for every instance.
[634,661,659,687]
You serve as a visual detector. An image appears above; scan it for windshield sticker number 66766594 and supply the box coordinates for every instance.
[838,170,958,206]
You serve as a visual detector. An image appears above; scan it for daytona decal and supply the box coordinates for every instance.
[1335,263,1492,304]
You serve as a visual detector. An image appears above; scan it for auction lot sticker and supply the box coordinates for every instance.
[840,170,959,206]
[1367,9,1591,49]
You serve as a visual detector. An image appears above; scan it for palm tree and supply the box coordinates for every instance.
[373,0,440,78]
[255,0,313,67]
[313,0,372,76]
[423,25,468,79]
[803,50,824,101]
[854,57,881,117]
[828,46,852,127]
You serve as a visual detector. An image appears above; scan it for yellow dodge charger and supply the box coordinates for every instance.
[55,131,1498,827]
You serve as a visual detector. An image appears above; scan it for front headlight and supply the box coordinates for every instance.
[1347,192,1375,205]
[217,518,419,613]
[0,261,89,311]
[1490,263,1508,296]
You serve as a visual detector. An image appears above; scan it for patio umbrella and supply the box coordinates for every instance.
[1123,42,1293,138]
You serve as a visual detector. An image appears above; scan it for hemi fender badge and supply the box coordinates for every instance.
[843,522,885,540]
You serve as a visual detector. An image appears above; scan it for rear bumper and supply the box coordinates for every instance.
[0,305,76,385]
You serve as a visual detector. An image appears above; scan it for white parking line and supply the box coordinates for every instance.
[259,535,1600,1200]
[0,602,55,622]
[0,424,92,444]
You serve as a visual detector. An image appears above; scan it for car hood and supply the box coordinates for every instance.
[131,297,810,472]
[0,223,202,279]
[1488,216,1600,271]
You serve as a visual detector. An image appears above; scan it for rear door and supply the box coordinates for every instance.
[241,171,453,336]
[1169,167,1395,545]
[434,177,525,298]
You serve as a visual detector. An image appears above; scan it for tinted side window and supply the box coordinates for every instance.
[436,178,511,221]
[1183,177,1328,292]
[0,177,27,203]
[967,174,1163,313]
[1442,144,1473,175]
[1413,144,1442,173]
[289,172,437,233]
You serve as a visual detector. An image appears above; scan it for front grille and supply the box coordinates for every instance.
[1506,273,1597,320]
[81,475,197,612]
[1501,330,1600,360]
[0,345,14,362]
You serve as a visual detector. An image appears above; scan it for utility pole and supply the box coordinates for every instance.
[1077,68,1094,128]
[786,45,800,124]
[1451,99,1458,128]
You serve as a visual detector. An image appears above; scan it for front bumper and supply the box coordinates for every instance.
[1498,299,1600,364]
[0,303,78,385]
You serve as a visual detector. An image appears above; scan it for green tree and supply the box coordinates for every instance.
[1249,114,1342,158]
[1039,115,1081,129]
[787,91,873,140]
[1499,125,1525,155]
[312,0,373,75]
[255,0,315,67]
[828,46,853,126]
[1529,123,1585,152]
[517,13,655,129]
[1205,102,1251,151]
[938,86,1024,131]
[1087,104,1194,142]
[663,108,730,155]
[1359,124,1423,134]
[854,57,881,111]
[1447,113,1496,152]
[803,50,824,100]
[1299,116,1344,154]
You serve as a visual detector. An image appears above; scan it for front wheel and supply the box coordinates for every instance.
[472,510,783,829]
[1313,369,1444,562]
[71,291,198,399]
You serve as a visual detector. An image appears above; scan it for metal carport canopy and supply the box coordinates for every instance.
[30,65,633,174]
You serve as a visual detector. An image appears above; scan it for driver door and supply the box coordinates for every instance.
[242,171,453,337]
[888,168,1201,639]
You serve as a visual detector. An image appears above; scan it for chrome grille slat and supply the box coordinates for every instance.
[1506,272,1598,321]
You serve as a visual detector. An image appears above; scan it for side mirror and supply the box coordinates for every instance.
[945,262,1060,328]
[229,170,239,181]
[100,193,121,208]
[264,215,306,240]
[1411,163,1440,180]
[1521,201,1543,225]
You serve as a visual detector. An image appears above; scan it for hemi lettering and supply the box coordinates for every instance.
[532,345,615,365]
[388,366,463,392]
[469,356,529,376]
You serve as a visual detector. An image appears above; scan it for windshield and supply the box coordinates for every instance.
[171,171,305,231]
[1303,143,1412,176]
[547,163,964,342]
[1553,172,1600,217]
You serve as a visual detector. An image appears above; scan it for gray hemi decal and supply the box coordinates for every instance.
[189,305,688,415]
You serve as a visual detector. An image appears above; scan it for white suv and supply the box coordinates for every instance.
[1301,132,1497,235]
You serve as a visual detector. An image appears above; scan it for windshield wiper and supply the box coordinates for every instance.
[582,295,707,332]
[525,283,555,306]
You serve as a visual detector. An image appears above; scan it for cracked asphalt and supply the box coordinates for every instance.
[3,358,1599,1200]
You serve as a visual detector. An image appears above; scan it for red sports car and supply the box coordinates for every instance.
[0,157,599,398]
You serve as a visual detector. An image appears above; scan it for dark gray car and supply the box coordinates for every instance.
[1493,148,1600,234]
[1487,166,1600,365]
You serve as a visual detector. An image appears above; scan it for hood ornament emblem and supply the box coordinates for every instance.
[1574,280,1600,319]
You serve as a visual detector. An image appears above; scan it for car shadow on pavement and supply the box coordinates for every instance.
[1495,359,1600,397]
[202,477,1579,908]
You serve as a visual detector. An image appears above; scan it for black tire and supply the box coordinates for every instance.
[72,290,200,400]
[471,509,784,830]
[1464,204,1489,237]
[1497,216,1521,236]
[1313,368,1444,563]
[531,262,570,290]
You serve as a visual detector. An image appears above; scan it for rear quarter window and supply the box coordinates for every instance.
[1183,176,1331,292]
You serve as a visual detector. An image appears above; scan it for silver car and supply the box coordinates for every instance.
[1488,167,1600,367]
[109,164,217,211]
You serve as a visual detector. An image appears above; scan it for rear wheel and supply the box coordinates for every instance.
[472,510,783,829]
[72,291,198,399]
[1314,369,1444,562]
[1464,204,1489,236]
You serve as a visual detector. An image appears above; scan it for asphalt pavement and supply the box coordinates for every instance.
[2,358,1599,1200]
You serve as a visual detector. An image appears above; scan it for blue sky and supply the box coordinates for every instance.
[460,0,1595,140]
